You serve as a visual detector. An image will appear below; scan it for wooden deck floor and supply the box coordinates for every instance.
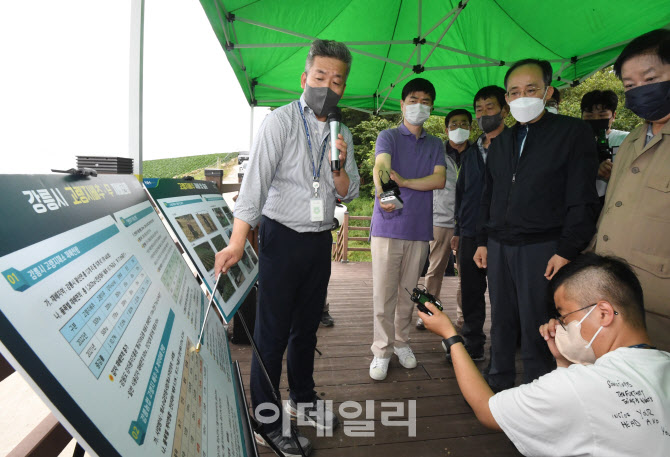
[230,261,523,457]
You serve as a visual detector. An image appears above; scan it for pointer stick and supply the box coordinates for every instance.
[193,274,222,353]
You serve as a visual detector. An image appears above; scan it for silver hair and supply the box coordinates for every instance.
[305,39,352,77]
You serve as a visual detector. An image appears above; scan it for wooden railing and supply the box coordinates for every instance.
[333,212,371,262]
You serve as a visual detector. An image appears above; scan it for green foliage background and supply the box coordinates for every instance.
[556,67,642,132]
[142,152,237,178]
[347,66,641,199]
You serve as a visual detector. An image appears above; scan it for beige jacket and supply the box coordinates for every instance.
[592,120,670,348]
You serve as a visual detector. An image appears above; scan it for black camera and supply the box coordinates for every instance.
[379,171,404,209]
[406,286,443,316]
[586,119,613,163]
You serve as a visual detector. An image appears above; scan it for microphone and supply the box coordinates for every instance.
[327,107,342,171]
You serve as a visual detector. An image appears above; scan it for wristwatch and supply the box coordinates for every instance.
[441,335,465,353]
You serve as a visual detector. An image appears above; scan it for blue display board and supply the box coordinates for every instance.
[143,178,258,323]
[0,174,254,457]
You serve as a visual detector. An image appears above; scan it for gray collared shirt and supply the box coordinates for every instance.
[234,94,360,232]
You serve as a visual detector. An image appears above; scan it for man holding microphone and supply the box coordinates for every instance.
[214,39,359,456]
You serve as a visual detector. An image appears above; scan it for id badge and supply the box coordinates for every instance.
[310,198,324,222]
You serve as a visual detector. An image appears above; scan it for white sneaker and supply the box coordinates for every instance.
[394,346,417,369]
[369,356,390,380]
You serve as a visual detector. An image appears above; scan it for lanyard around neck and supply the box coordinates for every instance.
[298,101,329,182]
[628,343,656,349]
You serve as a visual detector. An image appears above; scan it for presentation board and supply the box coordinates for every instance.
[0,174,255,457]
[143,179,259,324]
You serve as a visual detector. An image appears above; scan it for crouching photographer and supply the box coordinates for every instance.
[419,253,669,457]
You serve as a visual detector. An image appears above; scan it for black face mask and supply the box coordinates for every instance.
[303,83,342,117]
[477,112,503,133]
[584,118,610,135]
[624,80,670,121]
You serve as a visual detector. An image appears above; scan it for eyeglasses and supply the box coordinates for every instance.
[556,303,618,330]
[507,86,545,99]
[556,303,596,330]
[448,121,471,129]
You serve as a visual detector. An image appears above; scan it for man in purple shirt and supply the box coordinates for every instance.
[369,78,447,381]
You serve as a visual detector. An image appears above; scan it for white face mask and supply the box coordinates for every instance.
[554,305,603,365]
[546,106,558,115]
[404,103,431,126]
[509,88,548,123]
[448,128,470,144]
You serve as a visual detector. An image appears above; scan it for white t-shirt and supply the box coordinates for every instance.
[489,347,670,457]
[596,129,629,197]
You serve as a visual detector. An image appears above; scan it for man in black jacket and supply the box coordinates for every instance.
[473,59,599,392]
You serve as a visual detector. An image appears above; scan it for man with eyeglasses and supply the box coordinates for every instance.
[417,109,472,332]
[419,253,669,457]
[473,58,600,393]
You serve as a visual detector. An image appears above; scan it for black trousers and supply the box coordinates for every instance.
[458,236,487,353]
[485,239,555,390]
[250,216,332,433]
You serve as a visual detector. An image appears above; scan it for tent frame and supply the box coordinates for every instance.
[211,0,634,115]
[129,0,654,169]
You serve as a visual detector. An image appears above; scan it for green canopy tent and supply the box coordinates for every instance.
[197,0,670,115]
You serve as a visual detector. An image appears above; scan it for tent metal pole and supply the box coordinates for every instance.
[213,0,233,48]
[576,38,633,60]
[129,0,144,176]
[345,40,415,45]
[424,63,500,71]
[235,42,311,48]
[421,0,468,67]
[221,7,257,105]
[375,42,421,113]
[349,49,411,68]
[377,70,414,113]
[553,60,570,79]
[249,106,254,150]
[417,0,422,65]
[256,82,301,95]
[234,40,415,49]
[257,99,298,103]
[215,3,246,70]
[427,42,502,64]
[214,2,244,70]
[578,57,618,83]
[338,104,374,114]
[420,3,461,39]
[235,17,316,41]
[234,14,425,87]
